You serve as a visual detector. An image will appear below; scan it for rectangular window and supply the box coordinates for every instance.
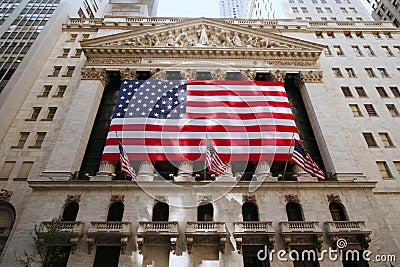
[332,68,343,77]
[349,104,362,117]
[60,48,70,57]
[54,85,67,97]
[73,49,82,57]
[386,104,399,117]
[325,7,332,13]
[378,68,390,78]
[301,7,308,13]
[30,132,46,148]
[292,7,299,13]
[390,87,400,97]
[334,45,344,56]
[364,104,378,116]
[63,66,75,77]
[394,45,400,54]
[68,34,77,42]
[340,7,348,13]
[316,7,323,13]
[346,68,356,78]
[364,46,375,56]
[363,133,377,147]
[81,34,90,41]
[49,66,61,77]
[38,85,52,97]
[373,32,381,39]
[323,47,332,56]
[341,87,353,97]
[27,107,41,121]
[43,107,57,121]
[394,161,400,176]
[379,132,394,147]
[0,161,15,179]
[355,87,367,97]
[352,46,362,56]
[14,132,29,148]
[327,32,335,38]
[377,161,393,179]
[376,87,389,97]
[315,32,323,39]
[382,46,394,56]
[355,32,364,38]
[365,68,376,78]
[16,161,33,180]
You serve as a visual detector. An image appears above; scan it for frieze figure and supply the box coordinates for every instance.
[233,32,243,47]
[198,24,209,45]
[165,31,175,46]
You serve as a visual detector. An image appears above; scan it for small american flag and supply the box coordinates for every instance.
[206,138,229,175]
[291,139,325,181]
[118,140,136,180]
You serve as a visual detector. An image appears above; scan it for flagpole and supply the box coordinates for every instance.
[204,133,207,181]
[282,132,295,180]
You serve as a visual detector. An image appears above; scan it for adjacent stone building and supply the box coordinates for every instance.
[0,1,400,266]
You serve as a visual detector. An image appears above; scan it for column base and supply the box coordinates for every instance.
[175,174,195,182]
[216,174,236,182]
[90,174,112,181]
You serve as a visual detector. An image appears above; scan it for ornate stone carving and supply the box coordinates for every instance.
[210,69,226,80]
[186,236,193,253]
[137,237,144,254]
[266,60,316,67]
[180,69,197,80]
[170,237,177,254]
[121,236,129,254]
[150,68,167,80]
[65,194,81,203]
[300,71,323,83]
[219,236,227,253]
[242,195,256,203]
[270,70,286,82]
[285,194,300,203]
[87,57,142,65]
[327,194,341,202]
[87,237,95,254]
[0,189,12,202]
[240,69,256,80]
[81,68,107,86]
[110,194,124,202]
[120,68,137,80]
[70,236,81,253]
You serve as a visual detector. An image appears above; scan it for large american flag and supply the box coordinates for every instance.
[291,139,325,180]
[101,80,299,162]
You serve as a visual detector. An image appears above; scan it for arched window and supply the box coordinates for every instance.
[61,201,79,221]
[329,202,347,221]
[286,202,304,221]
[107,202,124,221]
[242,202,259,221]
[197,203,213,222]
[152,202,169,221]
[0,202,15,254]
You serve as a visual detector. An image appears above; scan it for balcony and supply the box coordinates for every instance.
[233,221,275,254]
[137,221,180,254]
[87,221,132,254]
[185,222,228,253]
[279,221,323,251]
[38,221,85,252]
[324,221,371,249]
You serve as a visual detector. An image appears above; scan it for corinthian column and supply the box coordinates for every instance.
[175,161,194,182]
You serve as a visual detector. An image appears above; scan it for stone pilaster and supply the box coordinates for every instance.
[137,161,154,181]
[175,161,195,182]
[40,69,107,181]
[254,161,273,180]
[270,70,286,82]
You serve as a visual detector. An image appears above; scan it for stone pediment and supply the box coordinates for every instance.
[83,18,323,50]
[81,18,325,66]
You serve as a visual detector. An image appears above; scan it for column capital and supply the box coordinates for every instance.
[120,68,137,80]
[299,71,323,84]
[180,69,196,80]
[150,68,167,80]
[240,69,256,80]
[81,68,107,86]
[270,70,286,82]
[210,69,226,80]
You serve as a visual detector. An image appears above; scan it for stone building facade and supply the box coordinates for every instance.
[0,4,400,267]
